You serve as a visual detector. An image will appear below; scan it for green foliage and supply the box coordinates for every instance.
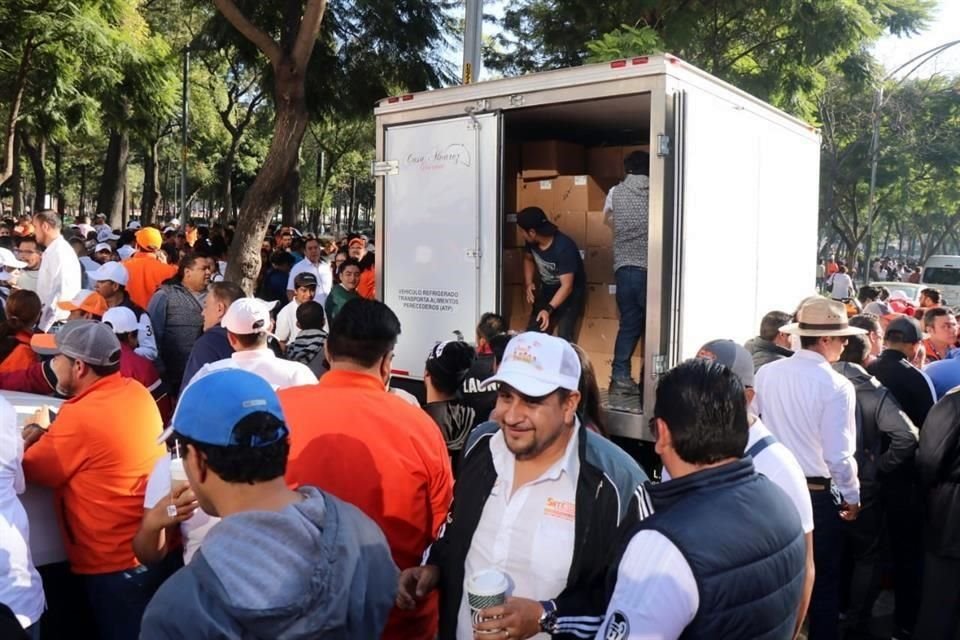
[585,24,664,63]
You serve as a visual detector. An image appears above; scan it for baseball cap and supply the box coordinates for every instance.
[94,242,113,254]
[96,228,120,243]
[127,220,142,230]
[221,298,277,335]
[863,301,895,318]
[102,306,138,334]
[0,247,27,269]
[294,272,318,288]
[30,320,121,366]
[482,331,581,397]
[160,369,288,446]
[135,227,163,250]
[87,261,129,286]
[695,340,755,388]
[57,290,108,317]
[886,315,923,343]
[117,246,136,260]
[347,237,366,249]
[516,207,557,234]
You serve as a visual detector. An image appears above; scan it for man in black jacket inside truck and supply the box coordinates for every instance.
[915,389,960,639]
[517,207,586,342]
[395,332,646,640]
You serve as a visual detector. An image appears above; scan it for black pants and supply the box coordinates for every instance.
[883,478,923,635]
[809,488,843,640]
[527,285,585,342]
[915,552,960,639]
[841,493,883,631]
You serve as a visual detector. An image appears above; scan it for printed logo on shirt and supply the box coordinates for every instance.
[543,498,575,521]
[603,611,629,640]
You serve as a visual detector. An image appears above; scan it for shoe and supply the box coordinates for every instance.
[609,378,640,396]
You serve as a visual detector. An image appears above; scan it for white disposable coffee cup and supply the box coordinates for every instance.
[167,456,189,518]
[467,569,509,634]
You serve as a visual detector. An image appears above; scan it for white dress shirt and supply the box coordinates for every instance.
[189,348,317,391]
[661,418,814,533]
[457,424,581,640]
[828,272,855,299]
[0,397,46,627]
[275,299,301,344]
[37,234,82,331]
[596,530,698,640]
[755,349,861,505]
[287,258,333,305]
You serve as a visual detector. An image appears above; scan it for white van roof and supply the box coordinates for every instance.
[925,255,960,268]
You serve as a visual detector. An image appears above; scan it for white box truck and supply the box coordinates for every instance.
[372,54,820,443]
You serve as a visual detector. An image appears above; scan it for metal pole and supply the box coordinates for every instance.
[463,0,482,84]
[180,49,190,226]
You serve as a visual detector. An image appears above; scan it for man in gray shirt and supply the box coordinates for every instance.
[604,150,649,395]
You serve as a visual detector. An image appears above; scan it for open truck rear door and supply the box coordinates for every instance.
[378,112,502,379]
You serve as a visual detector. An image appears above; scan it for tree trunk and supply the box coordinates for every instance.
[23,134,47,212]
[96,130,129,229]
[0,40,34,188]
[141,139,160,226]
[54,145,64,220]
[225,62,309,293]
[78,164,87,218]
[281,163,300,227]
[11,134,24,217]
[219,145,236,225]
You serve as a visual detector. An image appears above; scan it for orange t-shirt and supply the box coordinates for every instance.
[124,252,178,309]
[0,333,38,373]
[23,373,165,574]
[280,370,453,640]
[358,267,376,299]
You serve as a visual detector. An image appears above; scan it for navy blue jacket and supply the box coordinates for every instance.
[182,326,233,387]
[611,459,805,639]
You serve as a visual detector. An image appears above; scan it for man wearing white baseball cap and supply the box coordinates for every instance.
[187,297,315,391]
[398,332,647,640]
[88,261,158,360]
[755,296,865,640]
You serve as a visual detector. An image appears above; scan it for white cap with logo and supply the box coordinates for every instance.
[221,298,278,336]
[103,306,139,334]
[482,332,581,397]
[88,261,129,286]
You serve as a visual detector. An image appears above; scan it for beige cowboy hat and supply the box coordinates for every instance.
[780,297,868,337]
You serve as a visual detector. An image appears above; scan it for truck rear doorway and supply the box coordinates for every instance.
[500,92,654,443]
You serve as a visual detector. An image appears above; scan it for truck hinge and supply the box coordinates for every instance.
[465,249,482,259]
[509,95,524,107]
[656,134,671,157]
[652,354,669,378]
[371,160,398,177]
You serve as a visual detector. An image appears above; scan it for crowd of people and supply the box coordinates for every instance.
[0,203,957,640]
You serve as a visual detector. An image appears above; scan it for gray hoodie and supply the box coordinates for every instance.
[140,486,398,640]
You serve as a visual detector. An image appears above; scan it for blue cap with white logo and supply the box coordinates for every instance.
[159,369,288,446]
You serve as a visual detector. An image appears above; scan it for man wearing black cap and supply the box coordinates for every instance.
[276,271,319,350]
[516,207,586,341]
[865,314,935,638]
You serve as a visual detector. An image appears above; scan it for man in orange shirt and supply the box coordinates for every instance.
[279,298,453,640]
[124,227,177,309]
[22,321,167,640]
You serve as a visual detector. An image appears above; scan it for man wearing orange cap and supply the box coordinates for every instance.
[57,290,108,322]
[124,227,177,309]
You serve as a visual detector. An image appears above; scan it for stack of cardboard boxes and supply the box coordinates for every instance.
[502,140,648,382]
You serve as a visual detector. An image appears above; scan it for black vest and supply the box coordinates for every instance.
[614,459,805,639]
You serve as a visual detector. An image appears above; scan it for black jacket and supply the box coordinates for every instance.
[867,349,936,430]
[919,390,960,558]
[744,337,793,372]
[833,362,919,497]
[427,421,647,639]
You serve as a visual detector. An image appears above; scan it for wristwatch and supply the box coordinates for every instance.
[544,304,555,314]
[538,599,558,634]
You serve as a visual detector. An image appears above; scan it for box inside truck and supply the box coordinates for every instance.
[499,93,651,411]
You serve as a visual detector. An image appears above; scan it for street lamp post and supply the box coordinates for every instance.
[863,39,960,281]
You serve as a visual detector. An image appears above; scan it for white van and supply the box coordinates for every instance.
[922,255,960,306]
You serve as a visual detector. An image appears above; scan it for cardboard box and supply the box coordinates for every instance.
[587,146,623,178]
[586,210,613,247]
[501,283,527,318]
[518,178,557,213]
[584,247,614,283]
[507,312,531,333]
[586,283,618,319]
[505,174,520,213]
[584,351,642,384]
[576,318,620,353]
[503,248,525,285]
[551,210,587,248]
[520,141,585,179]
[556,175,607,212]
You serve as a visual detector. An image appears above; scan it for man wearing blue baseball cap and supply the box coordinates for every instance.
[140,369,398,639]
